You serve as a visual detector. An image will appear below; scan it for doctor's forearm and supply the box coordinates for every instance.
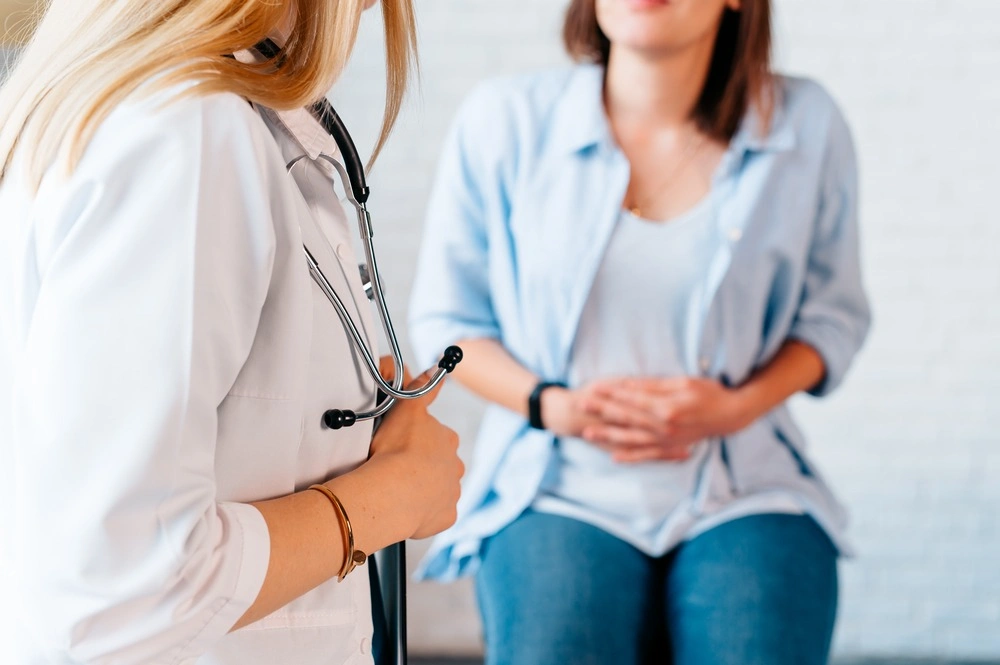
[233,458,412,630]
[735,340,826,420]
[452,337,538,416]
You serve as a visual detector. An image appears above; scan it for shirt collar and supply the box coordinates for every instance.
[261,105,343,162]
[550,64,796,156]
[234,47,343,162]
[730,88,796,154]
[550,65,613,155]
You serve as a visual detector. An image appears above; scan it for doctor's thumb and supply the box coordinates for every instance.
[378,355,415,386]
[407,367,447,406]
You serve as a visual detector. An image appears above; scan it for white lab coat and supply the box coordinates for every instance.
[0,84,380,664]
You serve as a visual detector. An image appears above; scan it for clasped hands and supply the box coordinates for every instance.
[541,377,759,464]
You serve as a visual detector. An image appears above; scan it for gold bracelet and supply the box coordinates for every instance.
[308,484,368,581]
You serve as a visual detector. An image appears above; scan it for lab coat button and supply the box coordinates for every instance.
[727,228,743,242]
[336,243,350,259]
[360,638,371,655]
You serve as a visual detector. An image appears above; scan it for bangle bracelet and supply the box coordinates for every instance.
[308,484,368,581]
[528,381,567,430]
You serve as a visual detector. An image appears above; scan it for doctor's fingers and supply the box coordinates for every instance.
[387,366,447,412]
[379,355,414,385]
[372,394,461,459]
[413,366,448,404]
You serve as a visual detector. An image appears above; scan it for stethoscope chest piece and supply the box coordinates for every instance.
[323,409,358,431]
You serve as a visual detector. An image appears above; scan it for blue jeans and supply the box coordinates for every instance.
[476,511,838,665]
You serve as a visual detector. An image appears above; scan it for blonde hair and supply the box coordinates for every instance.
[0,0,417,188]
[0,0,41,46]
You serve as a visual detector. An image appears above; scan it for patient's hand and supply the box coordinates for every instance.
[539,385,606,439]
[578,377,756,464]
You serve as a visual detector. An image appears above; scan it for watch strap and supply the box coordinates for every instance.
[528,381,567,430]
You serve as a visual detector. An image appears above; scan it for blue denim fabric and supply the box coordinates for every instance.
[476,510,838,665]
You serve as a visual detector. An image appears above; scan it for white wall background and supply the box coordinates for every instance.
[1,0,996,660]
[333,0,1000,660]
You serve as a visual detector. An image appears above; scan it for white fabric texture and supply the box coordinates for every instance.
[0,86,378,664]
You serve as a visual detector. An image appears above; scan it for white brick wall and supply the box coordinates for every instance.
[333,0,1000,659]
[2,0,995,659]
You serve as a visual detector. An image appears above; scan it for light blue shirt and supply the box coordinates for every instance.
[409,65,871,581]
[533,201,725,555]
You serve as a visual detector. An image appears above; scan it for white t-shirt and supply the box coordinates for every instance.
[535,196,807,555]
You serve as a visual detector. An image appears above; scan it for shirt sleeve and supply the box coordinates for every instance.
[789,103,873,397]
[408,84,509,371]
[12,91,277,664]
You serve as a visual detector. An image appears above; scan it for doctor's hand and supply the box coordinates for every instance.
[367,362,464,541]
[579,377,757,464]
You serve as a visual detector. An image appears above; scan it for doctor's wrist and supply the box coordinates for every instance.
[323,464,405,557]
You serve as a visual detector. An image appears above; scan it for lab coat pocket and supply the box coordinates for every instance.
[243,579,359,631]
[217,575,372,665]
[225,568,372,665]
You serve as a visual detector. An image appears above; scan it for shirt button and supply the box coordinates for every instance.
[699,357,711,373]
[360,638,371,655]
[727,228,743,243]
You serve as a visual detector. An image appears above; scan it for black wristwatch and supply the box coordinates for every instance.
[528,381,567,430]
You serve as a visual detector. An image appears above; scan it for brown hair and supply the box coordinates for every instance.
[563,0,773,142]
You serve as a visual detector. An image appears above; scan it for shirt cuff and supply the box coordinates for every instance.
[789,321,850,397]
[181,502,270,656]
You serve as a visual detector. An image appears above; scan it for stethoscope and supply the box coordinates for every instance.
[302,139,463,430]
[251,39,462,665]
[251,39,463,431]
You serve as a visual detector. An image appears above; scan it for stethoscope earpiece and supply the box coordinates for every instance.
[438,345,464,373]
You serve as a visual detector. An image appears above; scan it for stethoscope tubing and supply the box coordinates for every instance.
[256,38,462,665]
[289,158,460,421]
[303,241,448,412]
[301,98,459,665]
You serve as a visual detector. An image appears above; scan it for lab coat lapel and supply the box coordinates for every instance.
[264,106,381,356]
[296,180,380,359]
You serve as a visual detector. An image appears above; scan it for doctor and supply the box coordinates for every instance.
[0,0,462,664]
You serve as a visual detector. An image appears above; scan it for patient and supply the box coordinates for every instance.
[409,0,871,663]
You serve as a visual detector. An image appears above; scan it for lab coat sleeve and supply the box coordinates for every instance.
[788,101,872,396]
[12,93,276,664]
[408,84,509,371]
